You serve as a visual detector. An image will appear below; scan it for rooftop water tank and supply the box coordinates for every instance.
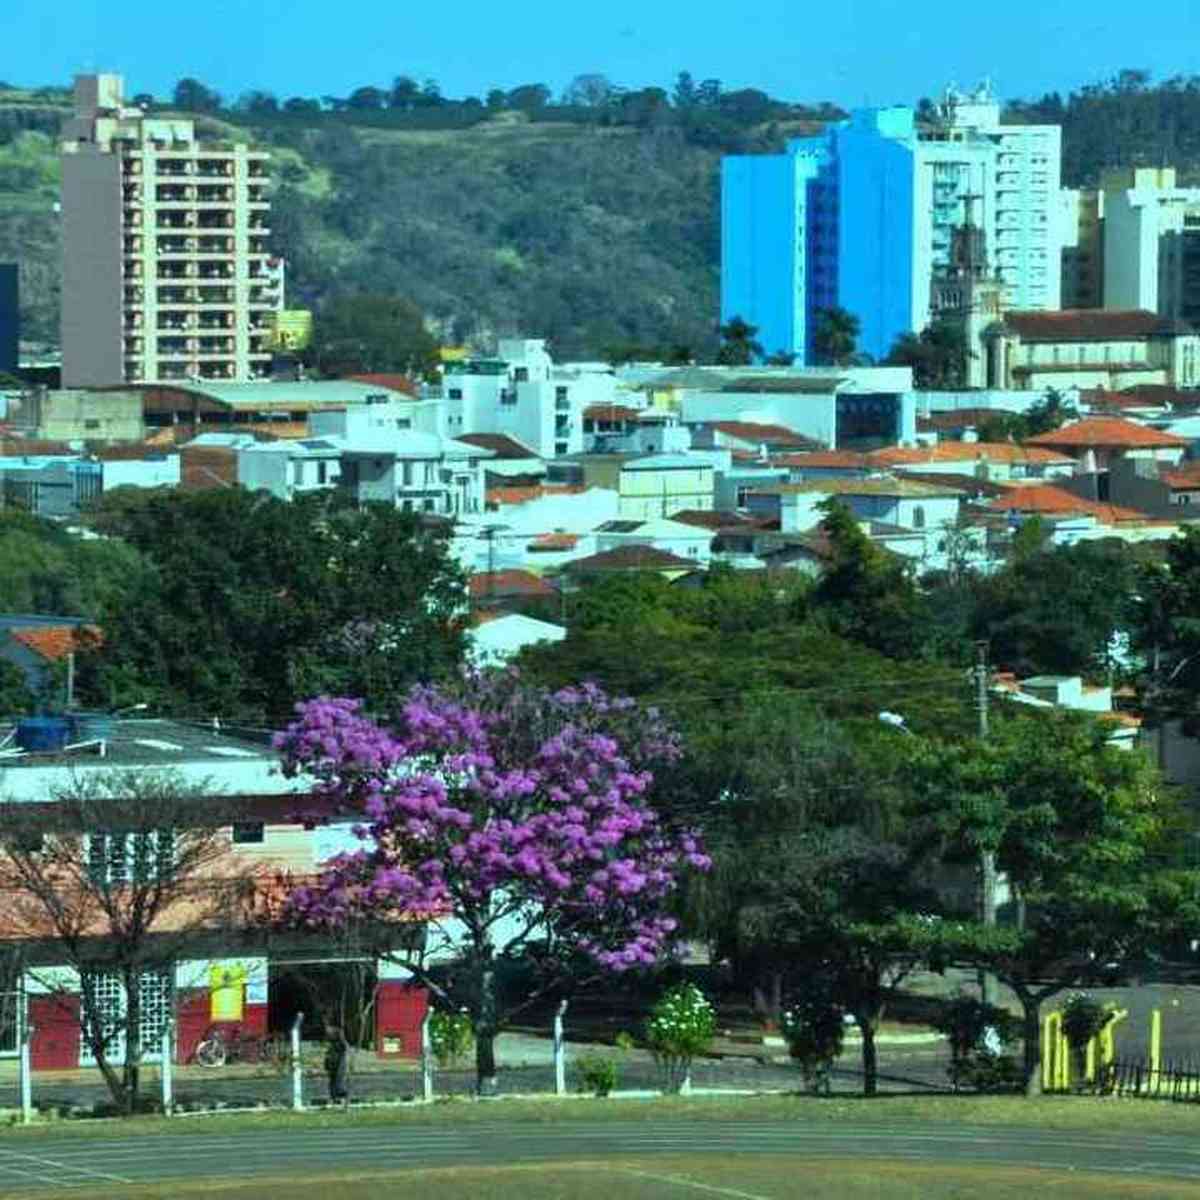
[15,717,71,753]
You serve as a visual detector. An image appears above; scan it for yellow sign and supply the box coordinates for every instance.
[268,309,313,352]
[209,963,246,1021]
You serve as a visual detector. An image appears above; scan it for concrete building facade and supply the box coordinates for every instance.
[722,84,1062,365]
[60,74,275,389]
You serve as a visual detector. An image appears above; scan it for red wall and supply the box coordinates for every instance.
[30,994,81,1070]
[176,988,268,1063]
[375,982,428,1058]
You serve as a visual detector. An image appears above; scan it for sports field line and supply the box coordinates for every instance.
[619,1167,773,1200]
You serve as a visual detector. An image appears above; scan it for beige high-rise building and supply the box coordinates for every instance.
[60,74,278,388]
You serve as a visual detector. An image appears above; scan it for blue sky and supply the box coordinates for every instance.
[3,0,1195,109]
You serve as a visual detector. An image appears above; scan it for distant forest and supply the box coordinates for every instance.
[2,69,1200,355]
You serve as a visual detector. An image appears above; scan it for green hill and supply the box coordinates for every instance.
[7,69,1200,356]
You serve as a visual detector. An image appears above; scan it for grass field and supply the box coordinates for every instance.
[35,1156,1200,1200]
[8,1091,1200,1142]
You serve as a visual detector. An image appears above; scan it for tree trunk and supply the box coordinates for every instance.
[860,1017,879,1097]
[123,969,141,1116]
[1019,994,1042,1097]
[474,961,499,1096]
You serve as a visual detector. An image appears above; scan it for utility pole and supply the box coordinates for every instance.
[975,640,998,1007]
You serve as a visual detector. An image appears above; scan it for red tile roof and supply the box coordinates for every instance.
[8,625,102,661]
[770,451,870,469]
[1003,309,1174,341]
[1026,417,1189,450]
[564,545,699,573]
[668,509,768,530]
[983,485,1153,524]
[709,421,820,448]
[527,532,581,551]
[918,408,1009,430]
[468,570,557,599]
[1162,465,1200,490]
[344,374,419,397]
[459,433,540,458]
[869,443,1075,466]
[584,404,643,422]
[486,484,587,506]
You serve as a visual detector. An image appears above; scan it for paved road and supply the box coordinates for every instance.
[1,1119,1199,1192]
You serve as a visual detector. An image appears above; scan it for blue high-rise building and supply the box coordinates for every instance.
[722,107,1001,365]
[0,264,17,375]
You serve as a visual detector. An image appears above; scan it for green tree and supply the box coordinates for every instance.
[904,712,1187,1094]
[811,500,925,658]
[811,307,860,366]
[715,316,763,365]
[885,319,969,389]
[971,540,1140,679]
[1135,529,1200,733]
[1024,388,1079,436]
[76,491,467,721]
[171,78,221,112]
[308,293,440,378]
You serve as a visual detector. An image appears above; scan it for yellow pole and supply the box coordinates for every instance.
[1150,1009,1162,1094]
[1042,1012,1054,1089]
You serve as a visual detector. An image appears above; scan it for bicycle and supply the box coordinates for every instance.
[193,1024,288,1069]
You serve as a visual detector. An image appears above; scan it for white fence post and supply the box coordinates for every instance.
[421,1011,433,1103]
[160,1021,173,1116]
[553,999,568,1096]
[291,1012,304,1112]
[681,1066,692,1096]
[19,1019,34,1125]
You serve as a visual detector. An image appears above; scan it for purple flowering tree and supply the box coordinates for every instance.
[274,671,709,1093]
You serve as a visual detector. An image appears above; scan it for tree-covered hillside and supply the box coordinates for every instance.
[6,68,1200,356]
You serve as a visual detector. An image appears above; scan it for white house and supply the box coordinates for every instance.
[594,516,714,565]
[468,613,566,667]
[438,340,625,459]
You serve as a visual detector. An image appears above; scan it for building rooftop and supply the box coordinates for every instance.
[1026,417,1190,450]
[770,451,871,469]
[0,716,277,773]
[129,381,411,413]
[983,484,1155,523]
[868,443,1076,467]
[1003,309,1185,342]
[754,477,964,499]
[468,570,558,600]
[622,454,712,471]
[564,545,699,573]
[708,421,821,448]
[583,404,644,422]
[457,433,541,459]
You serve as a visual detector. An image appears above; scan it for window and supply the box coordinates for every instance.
[86,830,176,885]
[448,388,463,400]
[317,461,328,485]
[402,461,413,487]
[292,460,304,486]
[232,822,265,845]
[912,505,926,530]
[423,498,435,512]
[514,367,529,383]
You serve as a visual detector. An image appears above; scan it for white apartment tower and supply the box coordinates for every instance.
[940,82,1063,312]
[60,74,277,388]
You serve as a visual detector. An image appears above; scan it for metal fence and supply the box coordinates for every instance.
[1101,1057,1200,1102]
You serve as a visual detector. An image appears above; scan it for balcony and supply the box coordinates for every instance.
[157,316,193,331]
[197,315,233,331]
[155,185,194,204]
[157,264,194,280]
[123,209,143,228]
[197,213,234,230]
[196,265,234,281]
[157,237,195,255]
[195,160,233,178]
[198,236,235,254]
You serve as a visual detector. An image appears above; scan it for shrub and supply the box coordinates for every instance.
[781,989,846,1095]
[1061,992,1114,1050]
[645,983,715,1093]
[427,1009,474,1067]
[577,1053,619,1097]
